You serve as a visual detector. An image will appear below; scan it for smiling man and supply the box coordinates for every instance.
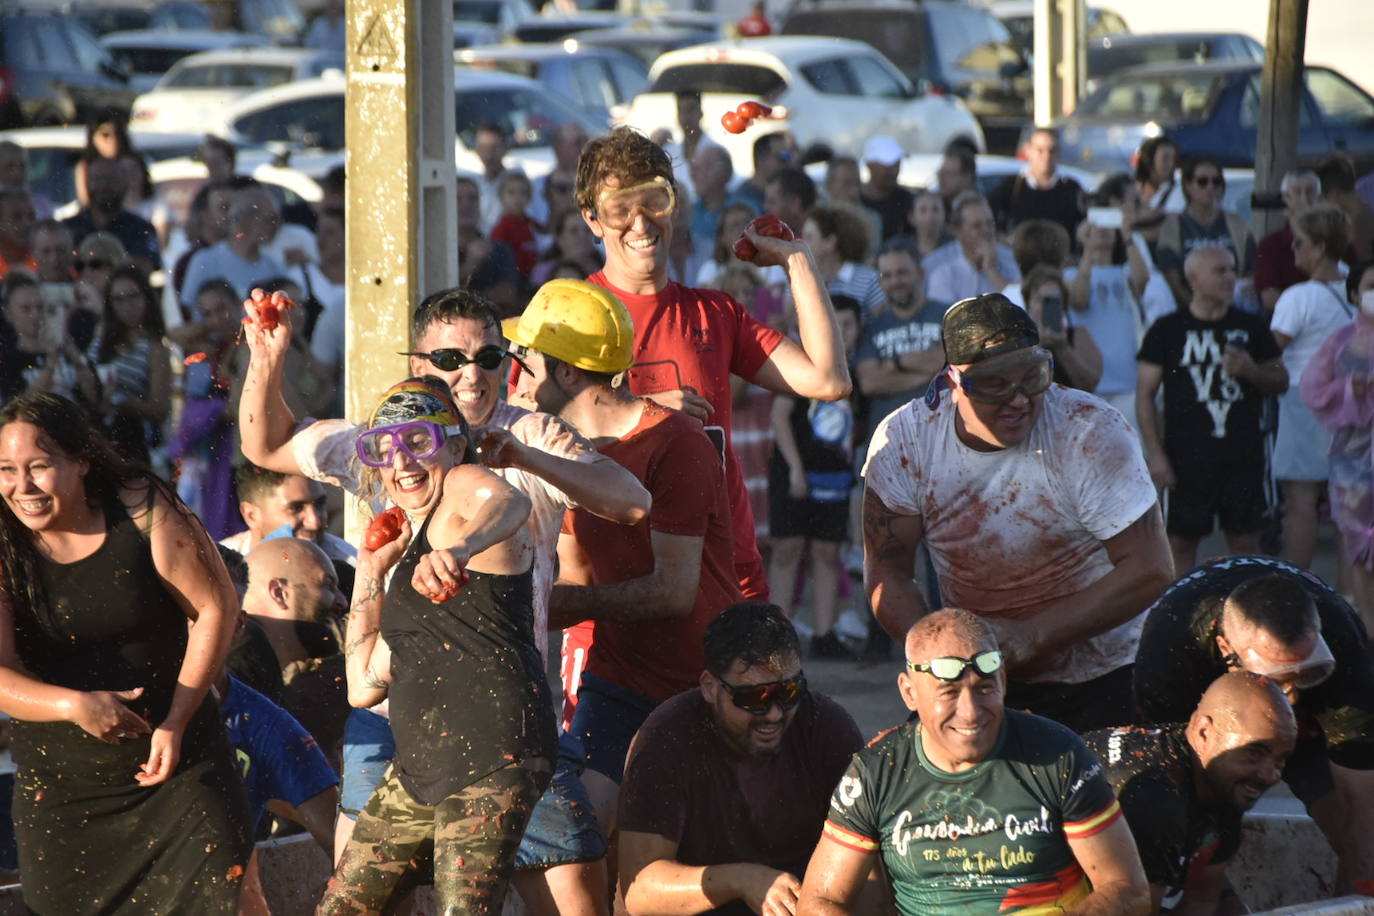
[799,609,1149,916]
[862,293,1172,732]
[1087,671,1296,915]
[576,126,852,605]
[1133,556,1374,894]
[619,603,862,916]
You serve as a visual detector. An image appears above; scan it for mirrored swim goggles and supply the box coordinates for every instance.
[946,348,1054,405]
[592,177,676,231]
[717,673,808,715]
[356,420,465,468]
[907,650,1004,682]
[398,344,526,374]
[1222,634,1336,690]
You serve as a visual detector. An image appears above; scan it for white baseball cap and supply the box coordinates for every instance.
[862,135,903,166]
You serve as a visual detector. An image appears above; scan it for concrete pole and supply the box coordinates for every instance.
[1032,0,1060,127]
[1060,0,1085,117]
[1254,0,1309,238]
[344,0,457,540]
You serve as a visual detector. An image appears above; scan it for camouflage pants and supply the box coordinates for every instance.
[317,758,552,916]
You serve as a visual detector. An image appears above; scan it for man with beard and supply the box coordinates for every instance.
[1086,672,1296,914]
[619,603,862,916]
[60,155,160,274]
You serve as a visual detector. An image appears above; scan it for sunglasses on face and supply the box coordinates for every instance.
[399,345,520,373]
[75,258,110,272]
[1192,175,1224,188]
[355,420,463,468]
[908,650,1004,682]
[593,178,676,231]
[717,673,808,715]
[948,352,1054,405]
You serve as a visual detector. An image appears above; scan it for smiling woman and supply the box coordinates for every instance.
[0,391,252,913]
[322,375,555,916]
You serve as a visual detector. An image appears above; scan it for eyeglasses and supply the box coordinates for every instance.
[716,673,808,715]
[75,258,110,272]
[399,345,522,373]
[907,650,1004,682]
[593,177,676,231]
[1192,175,1224,188]
[355,420,464,468]
[1221,634,1335,690]
[948,351,1054,405]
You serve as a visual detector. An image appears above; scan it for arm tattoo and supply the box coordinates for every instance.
[361,665,389,689]
[863,496,917,564]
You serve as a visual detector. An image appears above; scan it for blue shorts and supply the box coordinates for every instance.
[339,707,606,868]
[339,707,396,817]
[559,674,659,784]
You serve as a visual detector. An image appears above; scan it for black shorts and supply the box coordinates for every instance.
[768,458,850,542]
[1004,665,1135,734]
[1166,459,1267,540]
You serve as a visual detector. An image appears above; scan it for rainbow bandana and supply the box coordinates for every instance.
[369,378,461,428]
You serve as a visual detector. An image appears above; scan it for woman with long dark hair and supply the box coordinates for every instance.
[321,376,554,915]
[0,392,251,913]
[90,263,170,465]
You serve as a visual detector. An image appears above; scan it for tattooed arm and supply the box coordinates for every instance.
[862,485,930,642]
[344,517,411,708]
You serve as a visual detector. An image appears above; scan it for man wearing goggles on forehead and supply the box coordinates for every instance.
[802,610,1148,915]
[1134,556,1374,894]
[863,292,1172,733]
[577,127,852,603]
[619,603,863,916]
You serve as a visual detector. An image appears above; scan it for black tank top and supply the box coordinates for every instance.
[11,492,220,781]
[383,509,556,806]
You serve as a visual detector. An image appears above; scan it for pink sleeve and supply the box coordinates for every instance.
[1301,323,1374,428]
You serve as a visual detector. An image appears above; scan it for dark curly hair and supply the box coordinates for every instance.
[0,392,180,619]
[410,286,502,345]
[703,602,801,677]
[574,126,675,215]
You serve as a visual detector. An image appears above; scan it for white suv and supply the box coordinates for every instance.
[620,37,985,178]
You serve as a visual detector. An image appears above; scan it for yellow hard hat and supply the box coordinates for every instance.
[502,279,636,374]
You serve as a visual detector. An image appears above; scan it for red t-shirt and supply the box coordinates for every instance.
[558,400,742,702]
[491,213,540,276]
[587,272,784,600]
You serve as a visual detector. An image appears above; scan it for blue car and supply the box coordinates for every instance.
[1055,61,1374,175]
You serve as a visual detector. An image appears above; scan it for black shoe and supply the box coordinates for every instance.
[810,631,854,660]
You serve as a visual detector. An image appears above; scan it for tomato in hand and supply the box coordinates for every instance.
[364,507,406,551]
[428,568,470,604]
[736,101,772,120]
[257,304,280,331]
[733,213,795,262]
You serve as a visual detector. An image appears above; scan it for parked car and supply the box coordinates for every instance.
[779,0,1029,154]
[453,0,537,36]
[512,12,630,43]
[456,42,647,122]
[0,11,137,128]
[1054,61,1374,176]
[150,151,330,237]
[1085,31,1263,93]
[101,29,266,93]
[977,0,1129,60]
[0,125,205,206]
[568,24,718,69]
[216,68,607,178]
[130,47,345,133]
[621,36,985,179]
[58,0,304,44]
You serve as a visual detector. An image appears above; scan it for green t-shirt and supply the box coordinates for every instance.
[824,711,1121,916]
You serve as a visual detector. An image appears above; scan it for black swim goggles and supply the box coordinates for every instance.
[717,673,808,715]
[399,345,528,373]
[907,650,1004,681]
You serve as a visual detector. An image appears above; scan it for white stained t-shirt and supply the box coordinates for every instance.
[291,400,605,661]
[863,385,1158,684]
[1270,279,1354,383]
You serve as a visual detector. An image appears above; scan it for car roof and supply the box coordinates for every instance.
[1090,31,1253,48]
[648,36,876,76]
[169,47,340,69]
[1099,59,1261,79]
[99,29,263,50]
[455,42,625,64]
[225,66,549,115]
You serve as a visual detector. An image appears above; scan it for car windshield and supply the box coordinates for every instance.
[169,63,297,89]
[109,46,201,76]
[455,0,503,23]
[1079,71,1223,121]
[927,5,1022,75]
[785,11,926,76]
[647,63,785,97]
[1090,38,1230,79]
[456,86,601,148]
[71,7,151,36]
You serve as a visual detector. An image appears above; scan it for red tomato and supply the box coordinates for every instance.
[733,235,757,261]
[183,352,208,365]
[428,568,470,604]
[754,214,795,241]
[736,101,772,120]
[363,507,406,551]
[258,304,280,331]
[721,111,749,134]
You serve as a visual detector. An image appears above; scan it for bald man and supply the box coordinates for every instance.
[801,609,1148,916]
[1136,245,1288,574]
[1087,672,1296,914]
[244,537,349,761]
